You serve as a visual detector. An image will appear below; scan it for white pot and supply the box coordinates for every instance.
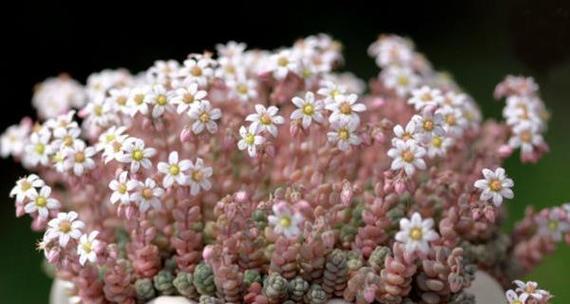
[50,271,504,304]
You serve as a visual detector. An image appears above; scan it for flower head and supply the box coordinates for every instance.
[238,125,265,157]
[187,158,213,196]
[473,167,514,206]
[188,100,222,134]
[45,211,85,247]
[157,151,192,188]
[246,104,284,137]
[387,140,427,176]
[268,202,303,239]
[395,212,439,254]
[290,91,325,129]
[77,231,100,266]
[24,185,60,219]
[117,138,156,173]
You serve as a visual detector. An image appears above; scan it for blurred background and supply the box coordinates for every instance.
[1,0,569,302]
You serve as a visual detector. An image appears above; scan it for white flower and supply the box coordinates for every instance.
[1,123,30,158]
[127,86,151,117]
[77,231,100,266]
[132,178,164,212]
[63,140,96,176]
[216,41,247,58]
[290,92,325,128]
[505,289,529,304]
[473,167,514,206]
[117,138,156,173]
[51,122,81,150]
[325,93,366,126]
[327,121,361,151]
[408,86,443,111]
[387,140,427,176]
[157,151,192,188]
[188,100,222,134]
[24,131,53,167]
[180,56,214,87]
[317,80,347,105]
[435,106,467,137]
[238,125,265,157]
[426,134,454,159]
[227,75,258,102]
[45,211,85,247]
[108,171,138,205]
[392,120,419,144]
[508,122,544,155]
[269,49,299,79]
[24,186,60,219]
[246,104,284,137]
[513,280,549,301]
[187,158,213,196]
[537,208,569,241]
[145,85,172,118]
[395,212,439,254]
[381,66,420,97]
[10,174,44,203]
[268,202,303,239]
[411,110,446,143]
[170,83,207,114]
[107,87,131,114]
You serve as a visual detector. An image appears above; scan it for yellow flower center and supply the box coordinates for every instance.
[82,242,93,253]
[169,164,180,175]
[35,143,45,155]
[132,150,144,161]
[116,96,127,106]
[245,134,255,145]
[184,94,195,104]
[520,130,532,143]
[489,179,502,192]
[423,120,434,131]
[432,136,443,148]
[445,114,456,126]
[237,84,248,94]
[59,221,72,233]
[191,170,203,182]
[397,75,409,86]
[157,95,168,106]
[191,66,203,77]
[74,152,86,163]
[35,196,47,207]
[199,112,210,123]
[142,188,154,199]
[548,220,559,232]
[339,103,352,115]
[409,227,423,240]
[260,114,272,125]
[338,128,350,140]
[134,95,145,105]
[94,105,103,116]
[20,181,32,191]
[401,150,415,163]
[279,216,292,228]
[277,57,289,67]
[62,135,74,147]
[302,104,315,115]
[118,184,127,194]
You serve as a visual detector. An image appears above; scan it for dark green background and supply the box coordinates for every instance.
[1,0,569,302]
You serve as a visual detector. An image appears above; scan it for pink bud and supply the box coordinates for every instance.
[179,127,193,143]
[498,144,513,158]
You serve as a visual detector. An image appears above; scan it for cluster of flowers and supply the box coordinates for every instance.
[2,33,568,304]
[494,75,549,163]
